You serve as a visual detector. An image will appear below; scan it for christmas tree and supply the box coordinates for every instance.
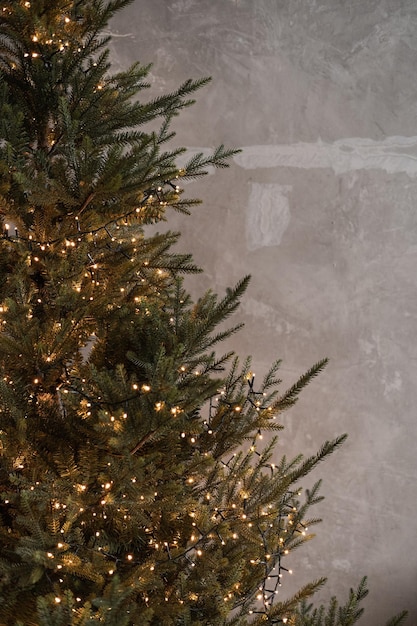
[0,1,407,625]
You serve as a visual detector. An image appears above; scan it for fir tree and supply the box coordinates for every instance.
[0,1,407,625]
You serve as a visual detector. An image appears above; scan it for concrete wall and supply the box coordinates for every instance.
[110,1,417,623]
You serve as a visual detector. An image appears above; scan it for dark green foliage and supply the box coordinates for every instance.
[294,578,408,626]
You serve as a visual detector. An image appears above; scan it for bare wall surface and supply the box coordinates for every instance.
[110,1,417,623]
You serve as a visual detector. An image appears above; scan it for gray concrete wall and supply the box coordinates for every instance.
[110,2,417,623]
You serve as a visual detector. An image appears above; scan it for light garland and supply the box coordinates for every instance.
[0,339,309,622]
[0,5,322,624]
[1,177,183,247]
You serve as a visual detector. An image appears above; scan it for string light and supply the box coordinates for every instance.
[0,11,320,625]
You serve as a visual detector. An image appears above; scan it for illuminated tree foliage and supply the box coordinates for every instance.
[0,2,407,625]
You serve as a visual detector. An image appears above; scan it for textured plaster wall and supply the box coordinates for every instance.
[110,1,417,623]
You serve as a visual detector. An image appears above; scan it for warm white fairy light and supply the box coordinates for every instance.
[0,40,305,620]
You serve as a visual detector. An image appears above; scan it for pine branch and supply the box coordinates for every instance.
[286,435,348,485]
[384,612,409,626]
[275,358,329,410]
